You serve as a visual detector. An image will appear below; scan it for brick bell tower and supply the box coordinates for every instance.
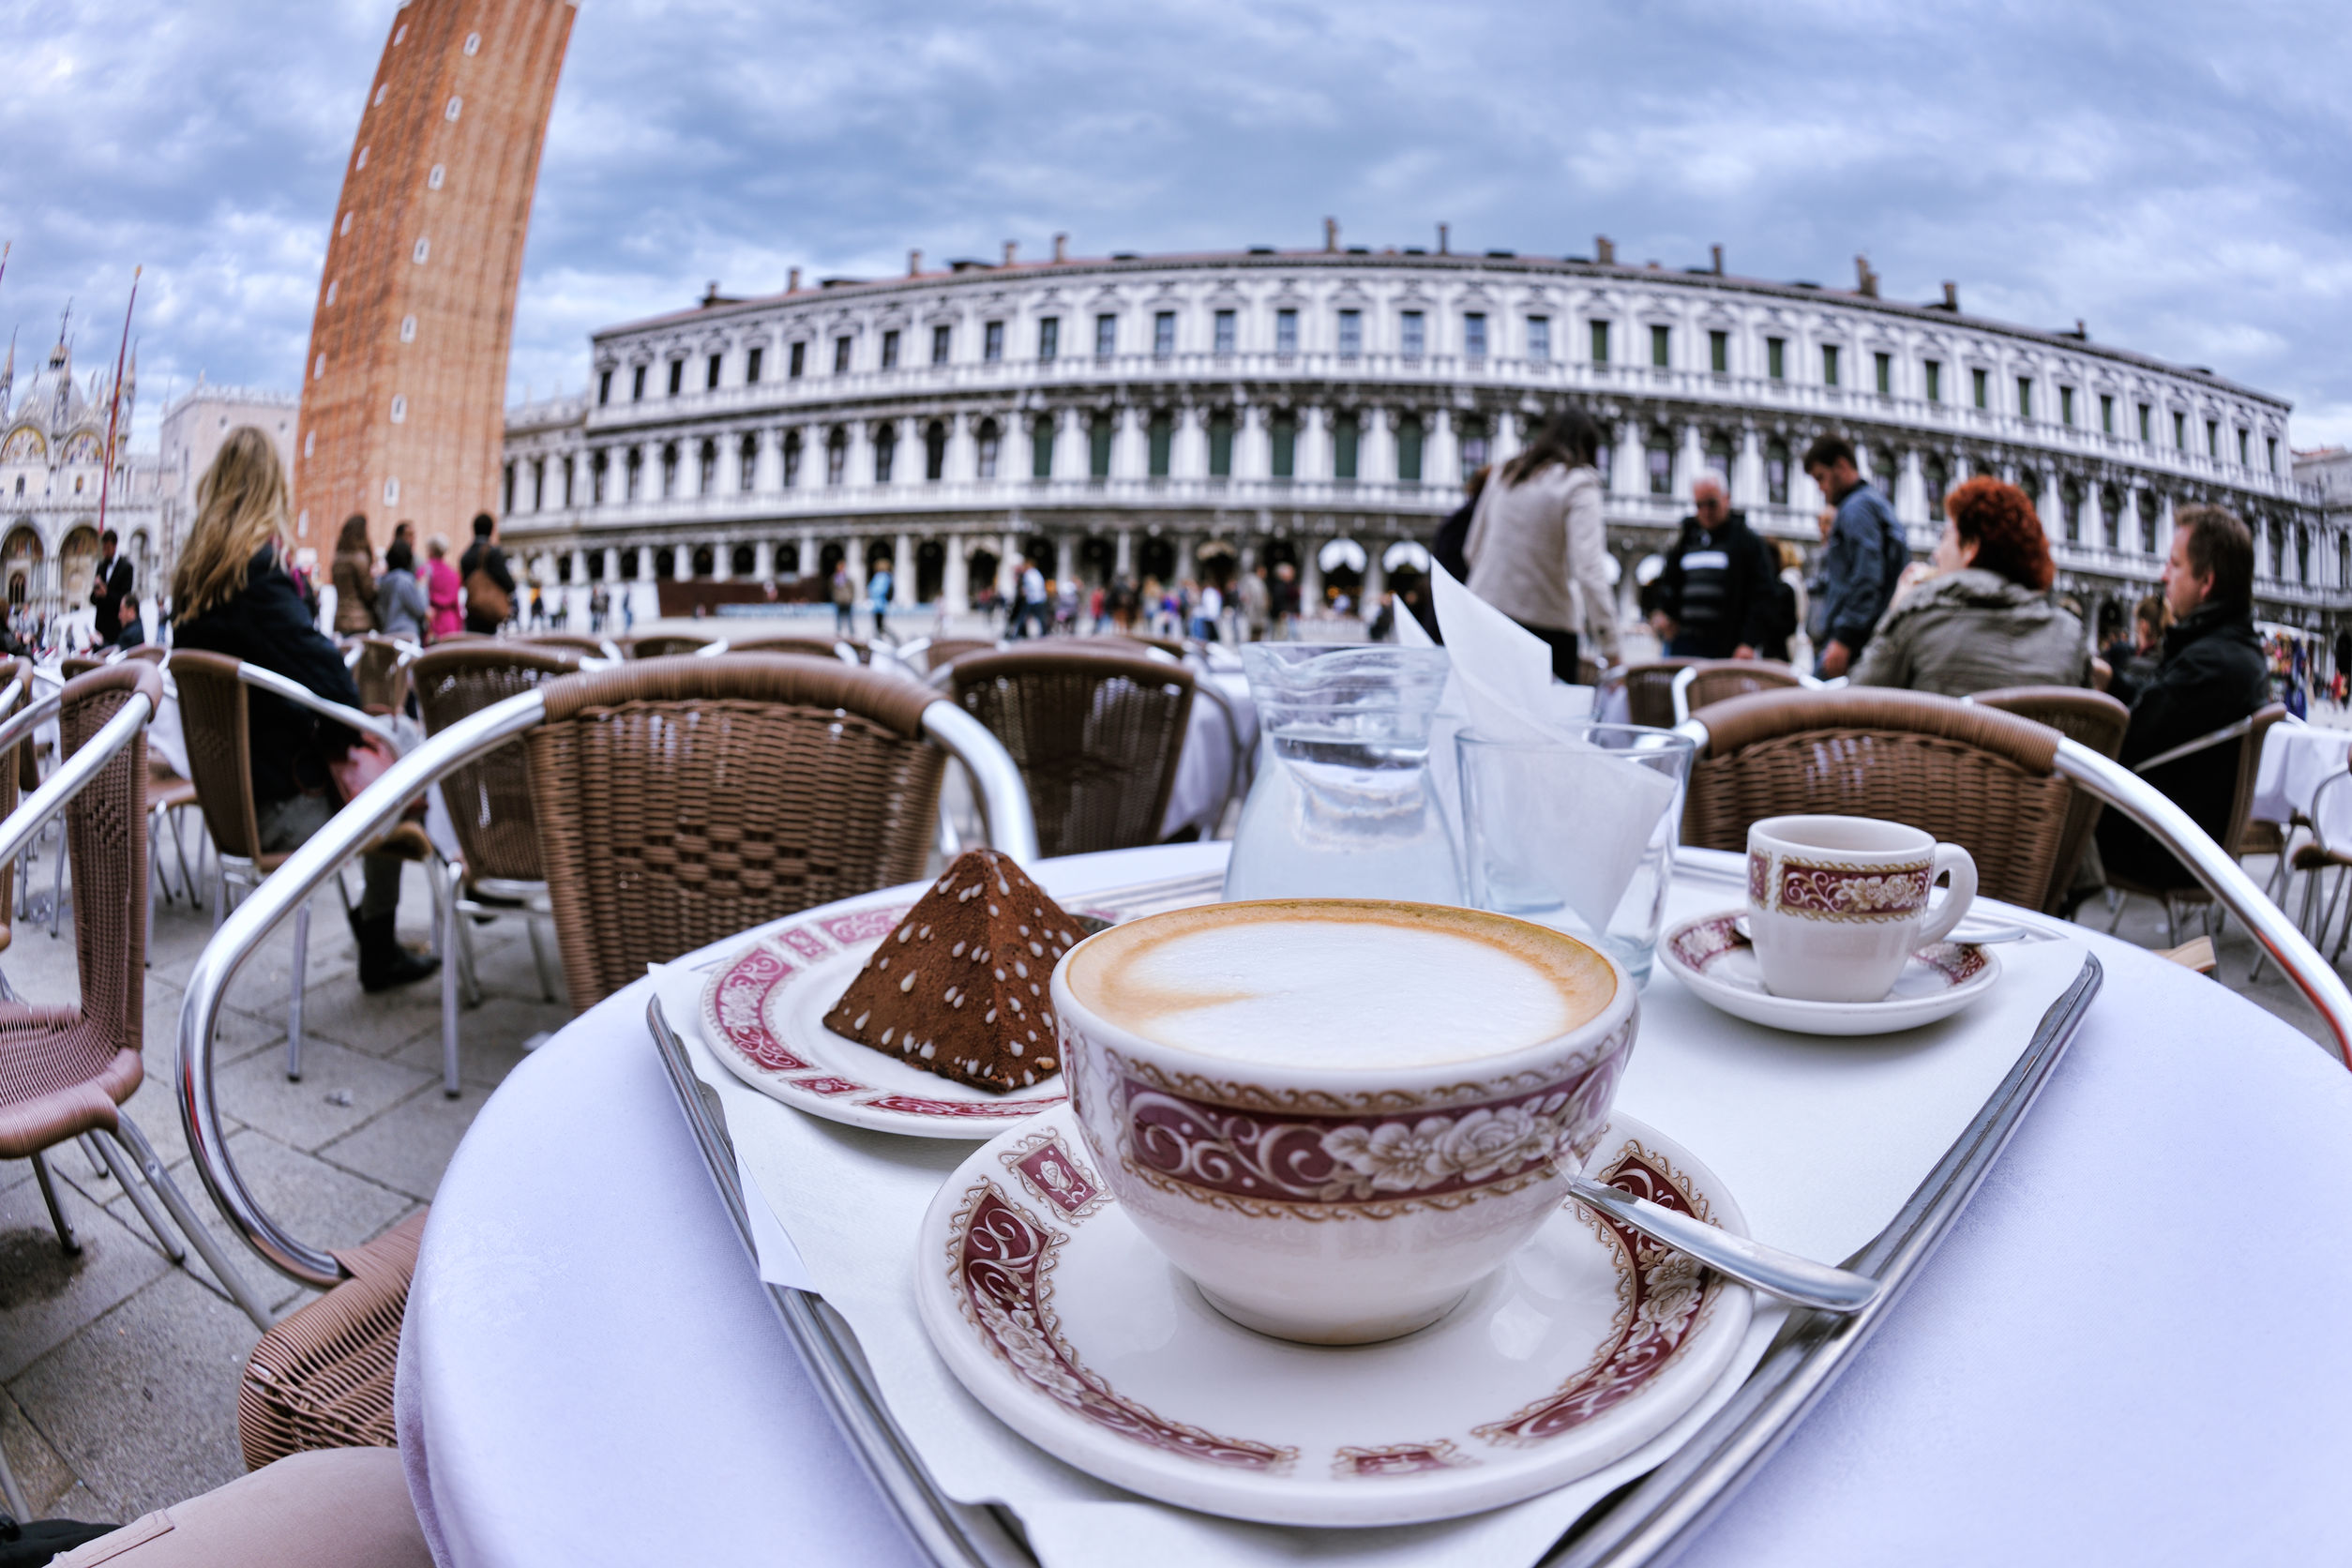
[294,0,576,550]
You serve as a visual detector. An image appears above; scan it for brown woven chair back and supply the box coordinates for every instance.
[238,1210,425,1467]
[59,656,104,680]
[1681,660,1805,718]
[951,646,1195,858]
[167,650,267,866]
[2223,703,2288,858]
[414,643,581,884]
[0,657,28,927]
[1682,686,2073,910]
[725,634,868,662]
[520,633,611,656]
[122,644,167,666]
[1971,686,2131,912]
[1623,659,1703,729]
[918,638,997,674]
[525,655,948,1007]
[350,637,410,713]
[626,634,716,659]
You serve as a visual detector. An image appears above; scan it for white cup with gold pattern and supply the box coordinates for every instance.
[1745,815,1978,1003]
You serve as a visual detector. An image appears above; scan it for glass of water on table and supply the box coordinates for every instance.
[1455,723,1696,983]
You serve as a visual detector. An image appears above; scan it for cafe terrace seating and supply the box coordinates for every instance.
[2104,701,2286,945]
[1669,658,1811,725]
[1968,686,2131,913]
[1621,657,1706,730]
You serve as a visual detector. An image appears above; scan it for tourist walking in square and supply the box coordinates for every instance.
[1462,408,1621,680]
[1649,476,1783,659]
[1802,434,1906,678]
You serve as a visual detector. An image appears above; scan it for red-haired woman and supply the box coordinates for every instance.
[1850,477,2089,695]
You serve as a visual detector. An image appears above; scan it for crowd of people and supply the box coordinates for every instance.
[956,548,1341,646]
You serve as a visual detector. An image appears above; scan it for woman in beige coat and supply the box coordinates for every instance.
[1463,408,1622,678]
[329,513,377,637]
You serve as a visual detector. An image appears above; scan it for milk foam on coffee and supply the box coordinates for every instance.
[1066,902,1613,1068]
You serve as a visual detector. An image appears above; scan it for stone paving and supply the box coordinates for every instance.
[0,791,2339,1528]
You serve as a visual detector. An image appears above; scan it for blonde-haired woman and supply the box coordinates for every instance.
[172,428,438,991]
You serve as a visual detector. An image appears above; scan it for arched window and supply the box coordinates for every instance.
[660,443,679,498]
[1270,411,1298,480]
[1148,410,1173,478]
[2060,479,2082,543]
[1088,412,1114,479]
[776,542,801,577]
[626,448,643,502]
[592,450,609,505]
[2297,524,2310,583]
[619,547,641,579]
[1646,430,1672,496]
[826,429,848,486]
[976,418,1001,479]
[782,430,802,488]
[874,422,897,483]
[1031,415,1055,479]
[925,420,947,481]
[1923,456,1949,517]
[2138,491,2158,553]
[2268,519,2285,578]
[739,434,757,490]
[699,440,717,494]
[731,544,756,577]
[1457,415,1490,478]
[2101,487,2120,549]
[1395,414,1425,483]
[1208,411,1235,478]
[2339,535,2349,588]
[1766,439,1790,505]
[691,545,714,579]
[556,553,573,584]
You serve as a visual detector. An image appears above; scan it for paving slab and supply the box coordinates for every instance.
[10,1269,259,1519]
[317,1084,494,1205]
[390,994,572,1092]
[0,1381,83,1518]
[215,1039,434,1153]
[0,1184,172,1385]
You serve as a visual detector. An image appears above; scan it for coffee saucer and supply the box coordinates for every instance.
[914,1103,1753,1527]
[1658,911,2000,1036]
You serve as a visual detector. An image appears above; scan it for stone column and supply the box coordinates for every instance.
[1000,532,1022,598]
[755,538,775,581]
[640,440,660,505]
[1895,450,1925,529]
[1490,411,1525,475]
[2083,476,2104,549]
[894,533,915,608]
[1361,410,1395,490]
[1363,541,1387,609]
[945,413,977,484]
[1427,410,1459,492]
[1236,405,1269,481]
[1055,534,1078,585]
[1733,427,1764,510]
[1675,423,1704,501]
[1115,530,1135,580]
[847,424,874,489]
[1055,409,1087,482]
[1298,406,1330,484]
[602,547,620,583]
[1301,538,1325,611]
[1112,405,1143,480]
[2041,472,2066,540]
[844,535,866,597]
[1612,420,1644,497]
[943,537,971,614]
[797,526,818,580]
[754,428,780,492]
[1173,406,1207,480]
[568,549,587,589]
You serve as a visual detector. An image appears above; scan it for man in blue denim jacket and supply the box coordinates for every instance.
[1802,433,1907,677]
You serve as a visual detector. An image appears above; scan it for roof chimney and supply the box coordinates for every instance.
[1855,255,1878,297]
[1003,240,1018,265]
[1942,280,1958,311]
[1595,234,1616,265]
[1324,217,1339,253]
[908,249,922,276]
[702,280,721,307]
[1711,243,1724,275]
[1053,232,1068,263]
[788,266,802,293]
[1438,221,1450,255]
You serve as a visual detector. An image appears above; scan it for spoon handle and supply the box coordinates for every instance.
[1567,1176,1881,1314]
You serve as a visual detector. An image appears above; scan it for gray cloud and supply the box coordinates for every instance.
[4,0,2347,446]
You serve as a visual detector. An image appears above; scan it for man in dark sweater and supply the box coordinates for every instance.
[1649,478,1782,659]
[459,512,516,635]
[2096,505,2269,892]
[90,529,134,643]
[1802,434,1905,678]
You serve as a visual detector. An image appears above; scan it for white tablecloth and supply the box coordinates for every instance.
[1160,670,1257,838]
[399,844,2352,1567]
[2253,721,2352,845]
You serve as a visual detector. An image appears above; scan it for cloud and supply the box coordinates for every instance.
[4,0,2349,450]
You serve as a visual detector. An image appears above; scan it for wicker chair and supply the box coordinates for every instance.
[173,651,437,1082]
[236,1210,424,1468]
[1669,659,1810,725]
[412,643,580,1095]
[2104,702,2286,945]
[625,633,717,658]
[951,645,1196,857]
[520,631,622,660]
[716,634,867,663]
[906,636,996,675]
[527,656,971,1006]
[1968,686,2131,913]
[347,636,419,715]
[63,652,204,919]
[1622,658,1705,729]
[1679,686,2076,911]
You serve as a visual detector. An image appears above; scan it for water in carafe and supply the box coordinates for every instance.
[1224,643,1461,904]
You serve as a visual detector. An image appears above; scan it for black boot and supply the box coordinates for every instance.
[357,913,441,992]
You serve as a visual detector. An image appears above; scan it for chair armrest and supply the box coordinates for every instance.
[919,701,1040,865]
[177,688,551,1288]
[2054,737,2352,1064]
[2130,716,2252,776]
[237,664,400,747]
[1669,665,1700,727]
[0,691,150,870]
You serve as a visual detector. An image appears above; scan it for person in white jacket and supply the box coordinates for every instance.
[1462,407,1622,679]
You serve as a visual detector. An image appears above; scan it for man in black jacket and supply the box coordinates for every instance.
[2096,505,2269,892]
[89,529,134,643]
[1649,478,1782,659]
[459,512,515,635]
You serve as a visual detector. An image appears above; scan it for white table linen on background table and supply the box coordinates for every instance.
[1158,670,1257,839]
[398,843,2352,1568]
[2252,721,2352,845]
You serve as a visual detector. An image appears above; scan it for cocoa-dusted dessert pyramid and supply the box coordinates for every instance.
[823,849,1084,1093]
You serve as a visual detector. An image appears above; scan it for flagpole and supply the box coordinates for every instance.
[96,265,140,543]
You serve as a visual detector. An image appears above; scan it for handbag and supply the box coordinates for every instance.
[464,564,513,625]
[326,730,401,807]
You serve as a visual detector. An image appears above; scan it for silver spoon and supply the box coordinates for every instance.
[1568,1176,1880,1314]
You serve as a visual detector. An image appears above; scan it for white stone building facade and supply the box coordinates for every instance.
[500,248,2339,640]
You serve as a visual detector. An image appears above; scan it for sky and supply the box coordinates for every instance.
[4,0,2349,454]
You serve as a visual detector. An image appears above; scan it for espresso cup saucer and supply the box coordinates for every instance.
[1658,911,2002,1037]
[914,1103,1754,1527]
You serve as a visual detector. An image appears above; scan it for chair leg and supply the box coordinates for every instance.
[78,1131,107,1182]
[91,1129,184,1264]
[440,869,462,1099]
[2105,889,2125,934]
[29,1153,78,1256]
[526,913,558,1004]
[286,896,310,1082]
[46,822,64,939]
[456,901,483,1008]
[112,1113,273,1331]
[169,807,199,912]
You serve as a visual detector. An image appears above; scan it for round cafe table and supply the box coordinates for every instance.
[397,843,2352,1567]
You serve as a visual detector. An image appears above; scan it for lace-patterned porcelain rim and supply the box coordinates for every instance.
[698,894,1118,1139]
[913,1102,1755,1527]
[1658,911,2001,1038]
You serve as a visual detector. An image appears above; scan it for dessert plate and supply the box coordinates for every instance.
[914,1104,1754,1527]
[1658,910,2000,1036]
[700,899,1071,1138]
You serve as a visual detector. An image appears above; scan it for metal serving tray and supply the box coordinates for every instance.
[648,868,2104,1568]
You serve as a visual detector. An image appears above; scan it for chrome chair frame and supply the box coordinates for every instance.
[0,687,274,1331]
[1671,707,2352,1065]
[1667,660,1821,726]
[179,686,1040,1288]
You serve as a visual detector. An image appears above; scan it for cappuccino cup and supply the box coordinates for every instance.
[1745,815,1977,1003]
[1051,898,1636,1346]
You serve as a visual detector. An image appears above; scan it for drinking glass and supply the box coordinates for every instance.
[1455,725,1696,983]
[1224,643,1461,904]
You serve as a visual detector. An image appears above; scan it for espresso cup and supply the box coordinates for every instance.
[1744,815,1978,1003]
[1050,898,1638,1346]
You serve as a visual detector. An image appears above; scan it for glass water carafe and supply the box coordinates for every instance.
[1223,643,1461,903]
